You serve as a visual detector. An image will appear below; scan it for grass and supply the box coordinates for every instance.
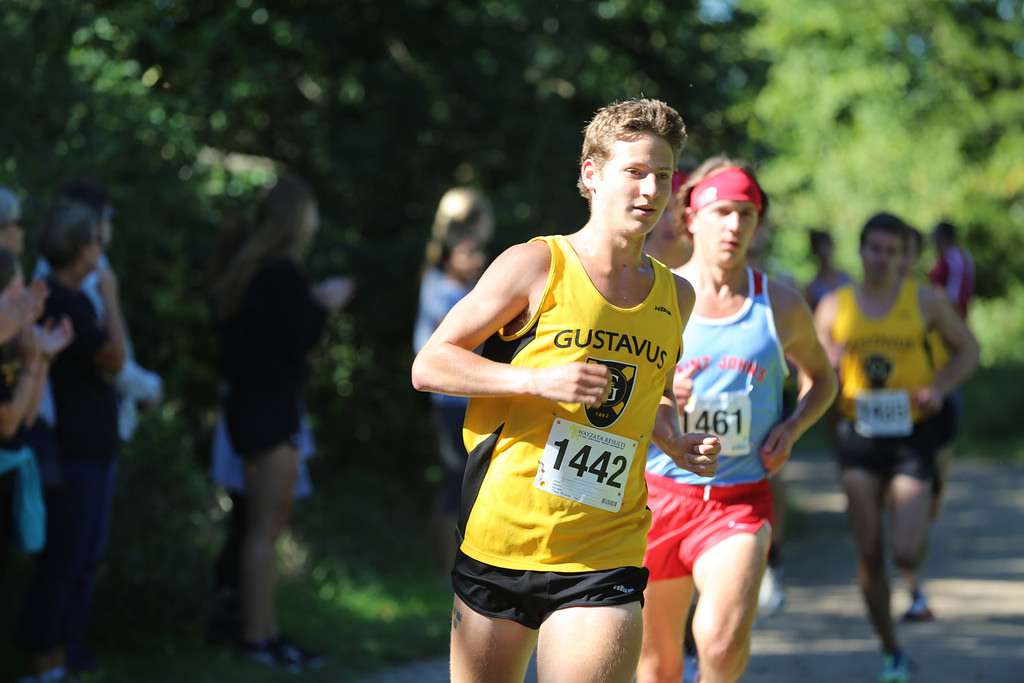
[955,364,1024,464]
[0,464,454,683]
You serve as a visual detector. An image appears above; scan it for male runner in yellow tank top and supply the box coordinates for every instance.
[412,98,721,683]
[814,212,978,682]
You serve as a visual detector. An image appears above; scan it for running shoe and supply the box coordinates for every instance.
[276,635,326,669]
[903,590,935,621]
[238,635,325,672]
[879,651,912,683]
[757,565,786,616]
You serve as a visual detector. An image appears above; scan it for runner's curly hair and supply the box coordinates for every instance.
[578,99,687,201]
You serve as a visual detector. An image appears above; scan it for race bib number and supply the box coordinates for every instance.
[534,418,637,513]
[681,391,752,456]
[854,389,913,437]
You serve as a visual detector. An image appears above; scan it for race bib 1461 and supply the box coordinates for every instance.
[682,390,752,456]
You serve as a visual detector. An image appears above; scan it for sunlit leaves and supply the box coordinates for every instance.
[743,0,1024,307]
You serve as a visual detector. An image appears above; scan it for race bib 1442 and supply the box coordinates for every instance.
[534,418,638,513]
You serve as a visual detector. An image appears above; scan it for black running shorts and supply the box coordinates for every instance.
[834,414,939,482]
[451,550,648,630]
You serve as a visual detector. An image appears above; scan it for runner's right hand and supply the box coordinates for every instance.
[663,432,720,478]
[528,362,611,406]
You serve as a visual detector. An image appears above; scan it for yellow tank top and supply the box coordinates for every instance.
[460,235,683,572]
[833,279,934,423]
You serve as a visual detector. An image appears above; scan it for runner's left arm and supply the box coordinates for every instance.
[917,286,979,413]
[760,283,838,474]
[651,272,720,477]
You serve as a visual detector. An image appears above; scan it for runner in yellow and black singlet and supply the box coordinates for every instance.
[413,99,720,683]
[814,212,978,682]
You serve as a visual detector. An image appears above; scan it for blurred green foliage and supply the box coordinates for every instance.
[1,0,763,483]
[742,0,1024,306]
[0,0,764,646]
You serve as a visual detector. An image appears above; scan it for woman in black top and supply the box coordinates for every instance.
[17,197,125,682]
[213,177,352,670]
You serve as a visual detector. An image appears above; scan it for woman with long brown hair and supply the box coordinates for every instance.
[213,176,353,671]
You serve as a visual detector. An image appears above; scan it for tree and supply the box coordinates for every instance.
[0,1,768,619]
[3,0,769,478]
[740,0,1024,299]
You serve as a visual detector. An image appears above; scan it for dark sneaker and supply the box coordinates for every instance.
[239,637,302,673]
[238,635,325,672]
[275,635,326,669]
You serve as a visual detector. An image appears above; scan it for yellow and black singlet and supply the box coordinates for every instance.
[459,235,683,572]
[832,279,934,435]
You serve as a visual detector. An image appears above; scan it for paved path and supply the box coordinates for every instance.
[355,452,1024,682]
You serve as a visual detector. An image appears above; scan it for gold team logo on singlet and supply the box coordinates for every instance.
[863,354,892,388]
[585,358,636,428]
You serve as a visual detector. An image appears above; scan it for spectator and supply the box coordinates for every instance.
[928,220,974,319]
[17,196,126,682]
[0,247,72,581]
[204,214,320,645]
[212,176,353,671]
[414,187,491,580]
[34,180,163,446]
[805,229,851,312]
[0,188,49,340]
[28,180,161,673]
[0,187,68,522]
[421,186,494,270]
[0,186,27,256]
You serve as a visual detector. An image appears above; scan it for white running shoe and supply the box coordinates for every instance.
[903,589,935,621]
[758,565,786,616]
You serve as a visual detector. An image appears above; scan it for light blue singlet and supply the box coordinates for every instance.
[646,268,787,486]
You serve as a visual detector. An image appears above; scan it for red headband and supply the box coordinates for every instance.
[689,168,763,214]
